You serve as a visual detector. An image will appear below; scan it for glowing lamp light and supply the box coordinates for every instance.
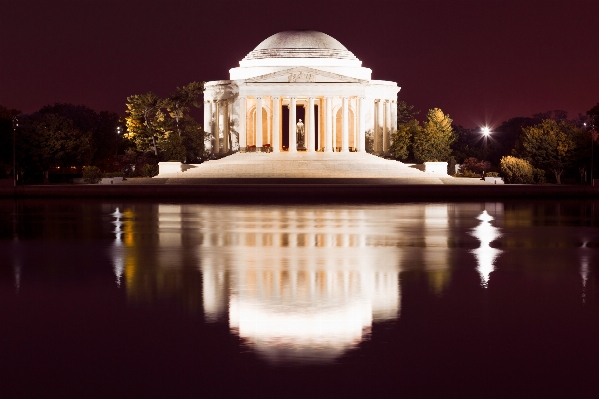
[481,126,491,136]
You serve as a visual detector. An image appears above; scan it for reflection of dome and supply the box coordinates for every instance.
[243,30,359,61]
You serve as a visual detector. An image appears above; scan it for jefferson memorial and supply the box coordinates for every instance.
[157,30,461,180]
[203,30,399,154]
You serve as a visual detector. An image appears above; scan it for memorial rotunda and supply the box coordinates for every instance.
[203,30,400,154]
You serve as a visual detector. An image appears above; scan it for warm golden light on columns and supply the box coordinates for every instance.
[342,97,349,152]
[239,97,246,151]
[289,97,297,152]
[223,101,229,153]
[384,100,391,153]
[273,97,280,152]
[308,97,315,152]
[325,97,332,152]
[256,97,263,149]
[214,100,220,153]
[376,100,383,153]
[358,97,365,153]
[373,100,379,153]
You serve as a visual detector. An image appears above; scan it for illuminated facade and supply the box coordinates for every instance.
[203,30,400,154]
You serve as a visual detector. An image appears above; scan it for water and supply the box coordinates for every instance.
[1,200,599,398]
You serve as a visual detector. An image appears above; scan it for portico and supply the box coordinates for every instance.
[203,31,399,155]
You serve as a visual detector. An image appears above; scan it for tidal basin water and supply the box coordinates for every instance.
[2,200,599,398]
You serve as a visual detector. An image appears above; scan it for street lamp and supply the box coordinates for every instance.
[116,126,122,157]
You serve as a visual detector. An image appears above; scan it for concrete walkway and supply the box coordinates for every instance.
[154,152,492,185]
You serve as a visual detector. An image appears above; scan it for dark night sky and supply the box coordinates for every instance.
[1,0,598,127]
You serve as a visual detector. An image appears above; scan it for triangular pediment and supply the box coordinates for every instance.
[245,67,365,83]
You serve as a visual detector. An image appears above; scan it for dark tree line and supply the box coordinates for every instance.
[0,82,206,183]
[0,103,129,183]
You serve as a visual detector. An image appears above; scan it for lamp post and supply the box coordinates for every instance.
[116,126,122,157]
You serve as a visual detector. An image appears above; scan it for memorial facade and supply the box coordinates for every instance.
[203,30,400,154]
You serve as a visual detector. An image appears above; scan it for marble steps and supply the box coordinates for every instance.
[156,152,445,179]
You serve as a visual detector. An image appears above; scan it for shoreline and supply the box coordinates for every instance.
[1,181,598,202]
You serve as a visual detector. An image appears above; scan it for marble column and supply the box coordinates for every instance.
[373,100,379,153]
[289,97,297,152]
[342,97,349,152]
[384,100,391,153]
[392,100,398,131]
[377,100,384,154]
[214,100,220,154]
[239,97,246,152]
[308,97,315,152]
[325,97,332,152]
[273,97,280,152]
[223,101,229,153]
[204,101,212,149]
[256,97,263,149]
[358,97,365,152]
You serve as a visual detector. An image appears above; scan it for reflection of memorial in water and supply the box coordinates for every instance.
[199,204,454,363]
[107,203,488,363]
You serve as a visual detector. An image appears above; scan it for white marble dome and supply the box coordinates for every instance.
[243,30,359,61]
[231,30,369,80]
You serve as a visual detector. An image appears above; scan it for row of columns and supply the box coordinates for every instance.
[204,100,231,153]
[241,96,368,153]
[204,97,395,154]
[373,99,393,153]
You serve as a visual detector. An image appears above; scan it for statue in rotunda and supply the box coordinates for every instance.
[297,119,305,150]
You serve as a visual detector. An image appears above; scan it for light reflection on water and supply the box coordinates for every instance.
[470,209,502,287]
[108,203,505,363]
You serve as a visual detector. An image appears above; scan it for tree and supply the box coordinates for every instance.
[125,92,163,156]
[163,81,204,138]
[17,113,93,181]
[389,119,418,160]
[37,103,121,167]
[519,119,577,184]
[500,156,534,184]
[413,108,455,163]
[396,101,420,125]
[0,105,20,178]
[125,83,205,161]
[460,157,491,174]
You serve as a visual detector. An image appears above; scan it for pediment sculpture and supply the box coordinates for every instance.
[288,71,315,83]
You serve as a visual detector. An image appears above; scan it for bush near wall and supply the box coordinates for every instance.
[83,166,102,183]
[140,164,159,177]
[499,156,534,184]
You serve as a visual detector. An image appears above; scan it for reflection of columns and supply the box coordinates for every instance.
[358,97,365,152]
[376,100,383,153]
[289,97,297,152]
[239,97,246,151]
[384,100,391,153]
[214,100,220,153]
[256,97,263,149]
[273,97,280,152]
[325,97,332,152]
[342,97,349,152]
[308,97,315,152]
[223,101,229,153]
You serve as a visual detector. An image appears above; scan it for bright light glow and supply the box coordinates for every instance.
[470,210,502,287]
[481,126,491,136]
